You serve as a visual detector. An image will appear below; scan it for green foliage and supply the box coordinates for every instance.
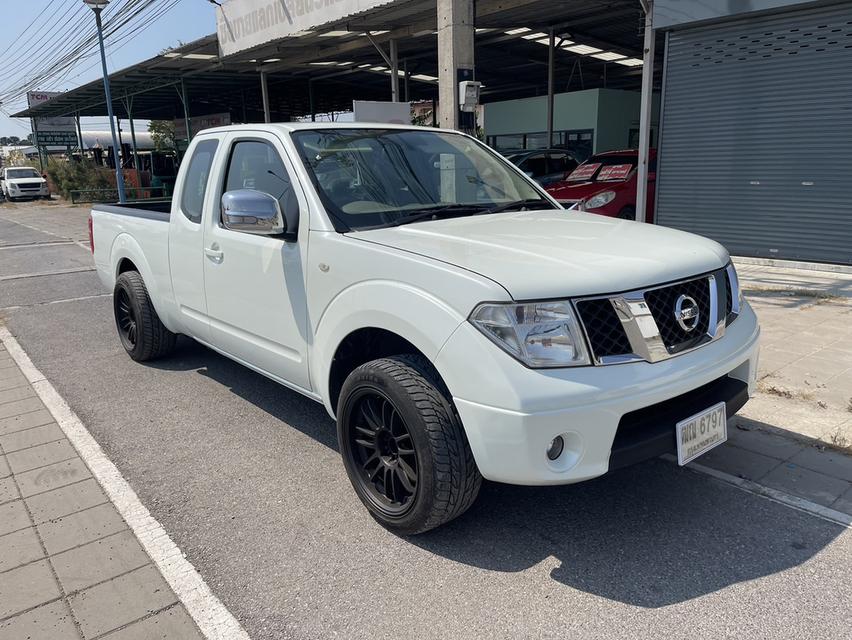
[148,120,176,151]
[45,158,114,200]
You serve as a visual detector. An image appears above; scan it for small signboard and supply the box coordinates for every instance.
[567,163,601,181]
[33,131,78,146]
[597,164,633,181]
[28,91,77,149]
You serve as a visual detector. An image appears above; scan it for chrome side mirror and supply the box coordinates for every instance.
[221,189,285,235]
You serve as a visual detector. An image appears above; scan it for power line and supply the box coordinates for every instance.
[0,0,159,105]
[0,0,63,60]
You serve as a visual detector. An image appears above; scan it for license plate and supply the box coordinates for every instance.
[676,402,727,465]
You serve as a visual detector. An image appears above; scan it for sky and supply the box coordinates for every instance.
[0,0,217,140]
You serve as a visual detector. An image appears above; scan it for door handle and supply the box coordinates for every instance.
[204,245,224,263]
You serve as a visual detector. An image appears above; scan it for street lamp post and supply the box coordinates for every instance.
[84,0,126,203]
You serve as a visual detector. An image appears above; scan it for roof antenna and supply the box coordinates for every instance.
[207,0,222,6]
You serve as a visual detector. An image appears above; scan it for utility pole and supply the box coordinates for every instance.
[83,0,126,203]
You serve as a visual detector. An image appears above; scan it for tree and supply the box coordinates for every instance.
[9,136,20,145]
[0,137,8,145]
[148,120,176,151]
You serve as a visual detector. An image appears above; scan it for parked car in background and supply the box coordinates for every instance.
[91,125,757,535]
[1,166,50,201]
[546,149,656,221]
[503,149,579,187]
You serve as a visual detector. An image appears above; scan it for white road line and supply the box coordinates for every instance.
[0,326,251,640]
[1,293,112,311]
[0,240,75,250]
[0,267,96,282]
[663,454,852,528]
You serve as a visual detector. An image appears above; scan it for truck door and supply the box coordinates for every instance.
[168,137,220,343]
[201,132,311,391]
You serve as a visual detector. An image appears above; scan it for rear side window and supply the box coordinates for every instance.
[180,139,218,223]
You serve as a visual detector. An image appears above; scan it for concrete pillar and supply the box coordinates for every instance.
[437,0,474,130]
[75,114,84,153]
[389,39,400,102]
[636,0,655,223]
[547,28,555,148]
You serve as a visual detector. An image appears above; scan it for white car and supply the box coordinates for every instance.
[1,166,50,201]
[90,123,760,534]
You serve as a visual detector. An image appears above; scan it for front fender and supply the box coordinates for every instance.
[312,280,467,417]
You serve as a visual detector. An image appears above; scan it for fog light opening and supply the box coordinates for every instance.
[546,436,565,461]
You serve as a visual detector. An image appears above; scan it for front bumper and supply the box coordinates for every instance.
[435,302,760,485]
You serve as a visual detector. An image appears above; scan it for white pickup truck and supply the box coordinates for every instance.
[1,166,50,201]
[91,123,760,534]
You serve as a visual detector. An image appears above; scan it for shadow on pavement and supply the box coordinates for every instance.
[149,337,845,609]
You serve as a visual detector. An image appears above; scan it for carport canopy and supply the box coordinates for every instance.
[14,0,659,124]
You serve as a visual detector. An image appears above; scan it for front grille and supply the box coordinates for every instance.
[18,185,41,191]
[644,276,711,354]
[575,298,632,358]
[575,268,738,365]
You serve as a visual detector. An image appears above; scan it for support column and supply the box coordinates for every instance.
[124,96,139,171]
[636,0,655,224]
[389,39,400,102]
[180,80,191,149]
[261,70,271,123]
[437,0,475,130]
[404,59,410,102]
[547,28,555,148]
[75,114,84,154]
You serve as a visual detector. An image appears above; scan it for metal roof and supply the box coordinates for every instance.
[14,0,660,122]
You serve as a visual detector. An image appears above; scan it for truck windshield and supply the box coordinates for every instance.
[291,128,554,230]
[5,168,41,179]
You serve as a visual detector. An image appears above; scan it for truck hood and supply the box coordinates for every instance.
[6,178,46,186]
[352,210,729,299]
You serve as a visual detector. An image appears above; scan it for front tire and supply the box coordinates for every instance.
[113,271,176,361]
[337,354,482,535]
[618,205,635,220]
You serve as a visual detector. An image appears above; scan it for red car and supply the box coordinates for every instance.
[546,149,656,222]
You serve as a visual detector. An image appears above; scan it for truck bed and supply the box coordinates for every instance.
[92,198,172,222]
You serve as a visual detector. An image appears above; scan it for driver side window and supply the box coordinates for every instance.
[223,140,296,226]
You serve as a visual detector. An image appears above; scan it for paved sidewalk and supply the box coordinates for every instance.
[0,344,203,640]
[734,257,852,298]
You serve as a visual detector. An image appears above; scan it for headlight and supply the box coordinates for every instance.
[469,301,590,368]
[584,190,616,209]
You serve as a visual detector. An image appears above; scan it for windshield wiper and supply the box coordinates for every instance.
[483,198,554,214]
[384,204,489,227]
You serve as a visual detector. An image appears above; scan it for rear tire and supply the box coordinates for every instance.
[618,205,635,220]
[337,354,482,535]
[113,271,176,362]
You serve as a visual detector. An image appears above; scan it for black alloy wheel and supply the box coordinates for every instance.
[345,389,418,515]
[115,287,138,350]
[112,271,176,362]
[337,355,482,535]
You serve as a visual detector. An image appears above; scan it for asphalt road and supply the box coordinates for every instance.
[2,201,851,640]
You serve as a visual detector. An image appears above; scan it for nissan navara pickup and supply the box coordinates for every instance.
[91,123,760,534]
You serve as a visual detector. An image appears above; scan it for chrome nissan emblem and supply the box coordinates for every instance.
[674,294,700,332]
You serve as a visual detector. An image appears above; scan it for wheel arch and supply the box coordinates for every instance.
[313,281,467,418]
[109,232,178,333]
